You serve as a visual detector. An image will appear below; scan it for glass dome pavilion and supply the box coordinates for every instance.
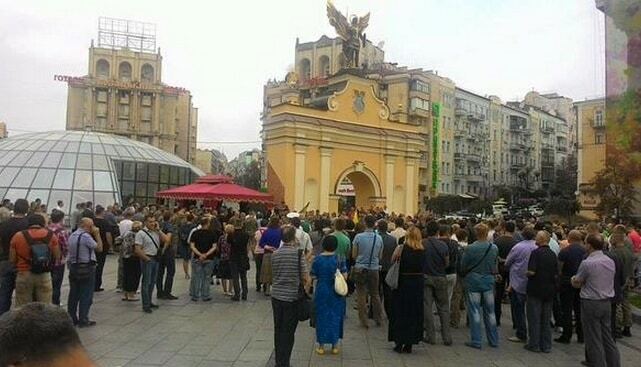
[0,130,204,209]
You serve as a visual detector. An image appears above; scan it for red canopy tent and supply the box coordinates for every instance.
[155,175,273,204]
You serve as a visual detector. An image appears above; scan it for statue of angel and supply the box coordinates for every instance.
[326,1,370,68]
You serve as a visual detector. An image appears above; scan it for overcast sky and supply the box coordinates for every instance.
[0,0,605,159]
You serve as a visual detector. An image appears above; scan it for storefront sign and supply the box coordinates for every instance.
[54,74,189,95]
[337,177,355,196]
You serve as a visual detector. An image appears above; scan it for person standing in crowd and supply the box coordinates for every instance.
[93,206,112,292]
[505,226,538,343]
[390,217,406,241]
[556,230,586,344]
[229,218,250,301]
[116,210,134,291]
[0,198,29,315]
[494,221,518,326]
[572,234,621,367]
[271,225,310,367]
[609,231,636,338]
[311,235,347,355]
[332,218,351,264]
[178,213,197,280]
[378,219,398,319]
[351,215,384,328]
[422,221,452,346]
[460,223,499,349]
[291,216,313,262]
[9,214,60,306]
[388,226,424,354]
[157,211,177,300]
[48,209,69,306]
[0,303,95,367]
[67,218,102,327]
[450,228,469,328]
[253,218,268,292]
[524,231,558,353]
[134,214,169,313]
[439,224,460,307]
[217,224,234,296]
[70,203,84,231]
[121,221,142,302]
[189,217,218,302]
[259,216,282,296]
[55,200,65,215]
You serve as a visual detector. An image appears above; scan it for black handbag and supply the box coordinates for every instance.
[295,249,311,322]
[69,233,95,281]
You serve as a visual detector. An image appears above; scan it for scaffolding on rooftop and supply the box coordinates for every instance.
[97,17,157,53]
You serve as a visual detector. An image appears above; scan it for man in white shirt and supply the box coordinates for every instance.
[290,216,312,261]
[390,217,407,241]
[55,200,65,215]
[118,211,134,237]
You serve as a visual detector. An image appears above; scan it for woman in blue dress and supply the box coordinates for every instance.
[311,235,347,355]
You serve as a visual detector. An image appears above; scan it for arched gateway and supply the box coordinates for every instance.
[263,72,425,215]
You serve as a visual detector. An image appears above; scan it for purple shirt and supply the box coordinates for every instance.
[575,250,615,300]
[505,240,537,294]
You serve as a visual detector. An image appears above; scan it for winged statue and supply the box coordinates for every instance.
[326,1,370,68]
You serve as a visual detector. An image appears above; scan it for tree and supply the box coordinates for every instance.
[544,197,581,224]
[552,153,578,198]
[590,149,641,221]
[426,195,462,215]
[235,160,261,190]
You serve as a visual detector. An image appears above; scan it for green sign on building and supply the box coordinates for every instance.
[431,102,440,191]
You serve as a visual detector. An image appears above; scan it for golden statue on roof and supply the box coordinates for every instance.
[326,1,370,68]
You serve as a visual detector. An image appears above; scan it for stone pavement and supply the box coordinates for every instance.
[70,256,641,366]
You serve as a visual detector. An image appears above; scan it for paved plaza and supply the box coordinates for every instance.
[71,256,641,367]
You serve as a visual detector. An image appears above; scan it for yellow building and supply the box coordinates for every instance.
[576,98,606,219]
[263,69,426,214]
[194,149,213,174]
[63,18,198,163]
[0,122,7,139]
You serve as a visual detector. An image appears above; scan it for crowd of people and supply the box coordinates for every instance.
[0,198,640,367]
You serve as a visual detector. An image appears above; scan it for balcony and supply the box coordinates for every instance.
[557,145,567,153]
[466,153,482,163]
[541,143,554,151]
[593,121,605,129]
[454,152,464,160]
[541,160,554,167]
[541,125,554,133]
[467,112,485,121]
[467,174,483,182]
[454,130,465,139]
[409,107,430,118]
[455,107,467,116]
[510,142,526,151]
[510,162,526,170]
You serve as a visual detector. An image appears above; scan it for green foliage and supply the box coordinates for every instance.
[235,160,261,190]
[544,198,581,218]
[590,151,641,221]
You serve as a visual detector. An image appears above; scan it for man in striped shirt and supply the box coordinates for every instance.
[271,225,310,367]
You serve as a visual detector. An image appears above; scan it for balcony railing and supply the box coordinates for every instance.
[510,162,525,170]
[466,153,482,163]
[541,125,554,133]
[454,152,464,160]
[510,142,526,151]
[557,146,567,153]
[592,121,605,129]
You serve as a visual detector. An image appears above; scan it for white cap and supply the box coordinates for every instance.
[286,212,300,219]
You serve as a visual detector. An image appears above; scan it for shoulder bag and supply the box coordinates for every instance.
[69,233,95,281]
[385,245,403,290]
[295,249,311,322]
[142,230,161,255]
[349,233,377,282]
[334,255,348,296]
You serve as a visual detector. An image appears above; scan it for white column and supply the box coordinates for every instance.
[385,155,395,212]
[319,147,332,213]
[405,159,415,214]
[294,144,307,210]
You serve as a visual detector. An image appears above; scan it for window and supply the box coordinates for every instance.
[594,110,604,127]
[318,56,330,78]
[96,90,108,103]
[299,58,311,81]
[141,107,152,121]
[410,97,429,111]
[141,64,154,83]
[118,62,132,81]
[96,59,110,78]
[141,94,152,106]
[411,80,430,94]
[595,133,605,144]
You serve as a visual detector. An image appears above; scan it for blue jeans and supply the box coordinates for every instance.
[51,264,65,305]
[190,259,213,300]
[526,296,553,352]
[466,289,499,348]
[510,291,528,340]
[157,250,176,296]
[67,264,96,324]
[0,261,16,315]
[141,258,159,310]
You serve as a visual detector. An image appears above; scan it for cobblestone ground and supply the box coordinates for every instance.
[71,256,641,367]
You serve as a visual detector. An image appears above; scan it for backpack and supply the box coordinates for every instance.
[22,230,53,274]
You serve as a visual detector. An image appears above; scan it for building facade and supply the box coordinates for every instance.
[194,149,213,174]
[63,43,198,163]
[576,98,606,219]
[0,122,7,139]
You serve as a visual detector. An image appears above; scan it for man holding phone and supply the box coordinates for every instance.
[135,214,169,314]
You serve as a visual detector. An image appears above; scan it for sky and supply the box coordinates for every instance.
[0,0,605,159]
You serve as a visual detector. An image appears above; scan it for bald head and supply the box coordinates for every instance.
[535,230,550,247]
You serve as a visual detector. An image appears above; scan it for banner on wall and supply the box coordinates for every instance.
[431,102,441,191]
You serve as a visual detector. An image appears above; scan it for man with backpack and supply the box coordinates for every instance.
[9,214,60,307]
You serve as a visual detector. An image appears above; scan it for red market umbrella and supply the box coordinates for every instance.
[156,182,273,204]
